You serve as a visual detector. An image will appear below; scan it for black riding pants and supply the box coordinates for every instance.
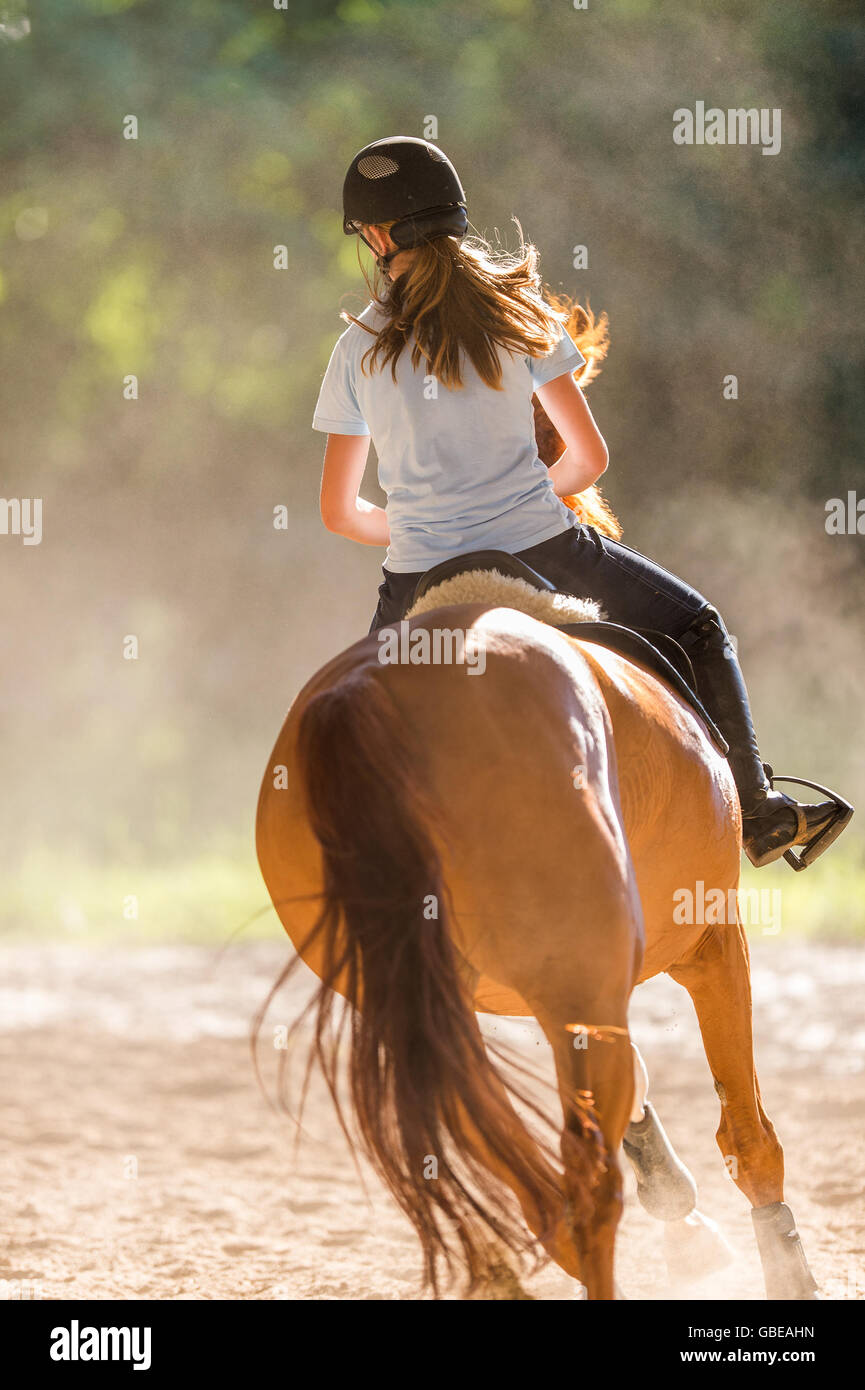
[368,523,710,638]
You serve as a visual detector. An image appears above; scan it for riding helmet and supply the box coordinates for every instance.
[342,136,468,256]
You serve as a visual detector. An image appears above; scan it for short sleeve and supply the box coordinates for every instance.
[526,325,586,390]
[312,332,370,436]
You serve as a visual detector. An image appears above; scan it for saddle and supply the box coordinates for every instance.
[412,549,729,756]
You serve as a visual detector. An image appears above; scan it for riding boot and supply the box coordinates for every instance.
[676,608,843,868]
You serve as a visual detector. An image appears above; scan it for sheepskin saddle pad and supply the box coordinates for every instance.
[404,566,728,755]
[407,568,602,627]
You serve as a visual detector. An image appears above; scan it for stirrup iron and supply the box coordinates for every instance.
[763,766,854,872]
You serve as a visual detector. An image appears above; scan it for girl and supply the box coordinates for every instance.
[313,135,850,870]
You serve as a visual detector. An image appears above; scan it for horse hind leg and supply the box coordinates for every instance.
[535,998,635,1301]
[518,825,643,1299]
[669,919,818,1300]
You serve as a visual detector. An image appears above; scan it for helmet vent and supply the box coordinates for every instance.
[357,154,399,179]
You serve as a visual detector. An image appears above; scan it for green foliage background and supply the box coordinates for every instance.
[1,0,863,939]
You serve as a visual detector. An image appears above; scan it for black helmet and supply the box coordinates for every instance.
[342,136,467,267]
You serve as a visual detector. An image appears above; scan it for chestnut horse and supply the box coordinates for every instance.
[255,304,817,1299]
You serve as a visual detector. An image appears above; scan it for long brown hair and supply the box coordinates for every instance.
[342,222,622,540]
[343,224,568,389]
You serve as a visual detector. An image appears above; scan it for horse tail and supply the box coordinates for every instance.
[290,666,562,1292]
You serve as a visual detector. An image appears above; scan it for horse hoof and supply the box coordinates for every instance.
[664,1209,735,1284]
[752,1202,819,1300]
[623,1101,697,1220]
[466,1261,536,1300]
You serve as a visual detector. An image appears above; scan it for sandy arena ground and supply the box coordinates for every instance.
[1,938,863,1301]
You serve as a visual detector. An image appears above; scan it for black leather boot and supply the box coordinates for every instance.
[677,609,845,868]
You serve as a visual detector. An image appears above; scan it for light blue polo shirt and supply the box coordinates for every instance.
[312,301,585,573]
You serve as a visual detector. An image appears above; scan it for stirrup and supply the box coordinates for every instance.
[763,766,854,872]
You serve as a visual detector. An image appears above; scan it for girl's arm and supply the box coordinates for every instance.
[319,433,390,546]
[535,373,609,496]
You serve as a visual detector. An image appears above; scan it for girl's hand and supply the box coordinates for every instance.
[320,433,390,546]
